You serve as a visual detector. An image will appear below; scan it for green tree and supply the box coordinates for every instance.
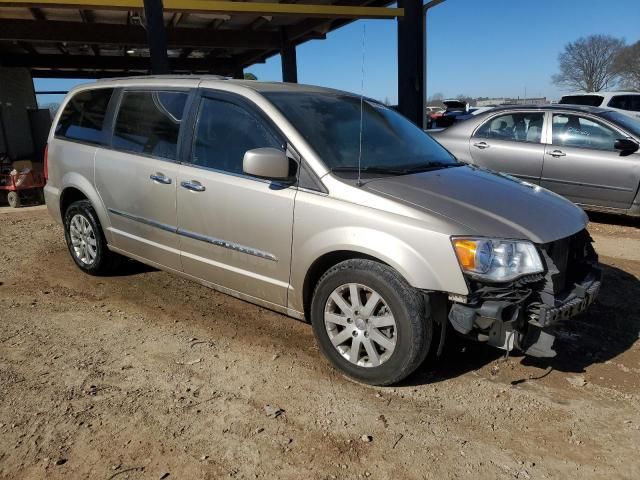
[243,72,258,80]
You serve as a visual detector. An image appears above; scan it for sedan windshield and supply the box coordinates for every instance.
[601,111,640,138]
[264,92,457,174]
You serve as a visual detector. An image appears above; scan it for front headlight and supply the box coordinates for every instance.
[451,237,544,282]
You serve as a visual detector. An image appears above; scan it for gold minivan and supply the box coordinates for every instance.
[45,76,601,385]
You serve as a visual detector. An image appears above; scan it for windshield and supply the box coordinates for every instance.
[264,92,457,174]
[601,111,640,137]
[559,95,604,107]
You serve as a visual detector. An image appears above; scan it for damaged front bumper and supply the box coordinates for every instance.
[447,230,601,358]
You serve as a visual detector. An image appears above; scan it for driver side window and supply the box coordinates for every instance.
[190,97,285,175]
[551,114,618,151]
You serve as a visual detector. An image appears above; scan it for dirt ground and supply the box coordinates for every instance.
[1,206,639,480]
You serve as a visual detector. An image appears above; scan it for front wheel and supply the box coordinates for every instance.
[310,259,432,386]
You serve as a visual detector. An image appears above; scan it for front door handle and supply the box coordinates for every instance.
[180,180,206,192]
[547,150,567,158]
[150,173,172,184]
[473,141,490,149]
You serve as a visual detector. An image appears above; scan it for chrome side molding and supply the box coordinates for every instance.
[108,208,176,234]
[107,208,277,262]
[177,228,278,262]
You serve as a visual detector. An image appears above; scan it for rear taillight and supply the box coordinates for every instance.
[43,144,49,181]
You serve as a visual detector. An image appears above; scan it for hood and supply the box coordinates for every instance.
[363,165,587,244]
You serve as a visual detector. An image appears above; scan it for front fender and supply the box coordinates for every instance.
[289,225,468,313]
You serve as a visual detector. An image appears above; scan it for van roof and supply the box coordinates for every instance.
[82,76,352,97]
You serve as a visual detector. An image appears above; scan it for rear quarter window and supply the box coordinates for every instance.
[55,88,114,145]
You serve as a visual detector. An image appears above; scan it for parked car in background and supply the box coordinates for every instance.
[425,106,445,129]
[431,99,470,128]
[46,77,600,385]
[430,104,640,217]
[559,92,640,119]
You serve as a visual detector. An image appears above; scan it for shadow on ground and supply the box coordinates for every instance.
[405,263,640,386]
[588,211,640,228]
[109,258,157,277]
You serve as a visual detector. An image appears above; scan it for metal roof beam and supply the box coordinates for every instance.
[0,0,403,18]
[0,19,282,49]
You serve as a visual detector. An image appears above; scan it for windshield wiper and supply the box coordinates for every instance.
[330,162,463,176]
[330,166,406,175]
[397,162,463,174]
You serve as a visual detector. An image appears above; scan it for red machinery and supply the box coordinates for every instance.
[0,163,45,208]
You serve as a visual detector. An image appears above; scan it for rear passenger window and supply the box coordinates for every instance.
[113,91,188,160]
[190,97,283,175]
[474,113,544,143]
[55,88,114,145]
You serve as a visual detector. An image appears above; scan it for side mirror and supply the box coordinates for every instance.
[614,138,639,154]
[243,148,293,181]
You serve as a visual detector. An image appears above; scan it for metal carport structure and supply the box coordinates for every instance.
[0,0,426,125]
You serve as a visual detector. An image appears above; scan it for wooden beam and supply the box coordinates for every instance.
[0,0,403,18]
[0,53,237,71]
[78,9,100,56]
[0,19,282,49]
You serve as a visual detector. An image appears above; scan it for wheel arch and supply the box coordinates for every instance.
[301,250,387,320]
[59,173,112,243]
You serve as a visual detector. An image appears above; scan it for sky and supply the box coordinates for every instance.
[34,0,640,106]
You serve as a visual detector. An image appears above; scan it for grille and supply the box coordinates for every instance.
[539,230,596,296]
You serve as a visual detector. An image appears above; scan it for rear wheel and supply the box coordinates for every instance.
[310,259,432,386]
[63,200,122,275]
[7,191,20,208]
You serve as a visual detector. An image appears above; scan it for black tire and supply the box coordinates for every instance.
[7,191,20,208]
[310,259,432,386]
[63,200,122,275]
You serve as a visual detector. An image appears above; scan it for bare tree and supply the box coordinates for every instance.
[615,41,640,91]
[552,34,625,91]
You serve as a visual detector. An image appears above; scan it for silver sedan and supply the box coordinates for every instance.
[429,105,640,217]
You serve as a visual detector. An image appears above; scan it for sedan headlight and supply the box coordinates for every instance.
[452,237,544,282]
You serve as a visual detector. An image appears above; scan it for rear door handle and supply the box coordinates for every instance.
[547,150,566,158]
[150,173,172,184]
[473,141,490,149]
[180,180,206,192]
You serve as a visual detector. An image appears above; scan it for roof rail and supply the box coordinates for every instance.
[96,74,228,82]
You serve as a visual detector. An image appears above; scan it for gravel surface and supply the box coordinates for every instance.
[1,207,639,479]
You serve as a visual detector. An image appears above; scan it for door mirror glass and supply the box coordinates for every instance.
[243,148,292,180]
[614,138,639,153]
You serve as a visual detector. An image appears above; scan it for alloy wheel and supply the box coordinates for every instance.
[69,214,98,265]
[324,283,397,367]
